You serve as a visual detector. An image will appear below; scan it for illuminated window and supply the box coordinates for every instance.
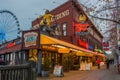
[62,23,67,36]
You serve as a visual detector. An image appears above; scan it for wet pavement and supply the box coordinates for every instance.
[37,64,120,80]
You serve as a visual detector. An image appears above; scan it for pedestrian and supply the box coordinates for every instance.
[96,58,101,69]
[106,59,110,69]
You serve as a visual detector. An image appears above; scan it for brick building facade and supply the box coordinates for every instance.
[32,0,103,52]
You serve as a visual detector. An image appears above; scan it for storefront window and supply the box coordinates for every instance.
[9,52,15,65]
[62,23,67,36]
[22,51,28,64]
[5,54,10,64]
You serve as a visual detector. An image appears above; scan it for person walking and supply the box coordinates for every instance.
[106,59,110,69]
[96,58,101,69]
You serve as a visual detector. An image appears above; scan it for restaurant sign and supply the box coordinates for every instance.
[73,14,89,35]
[22,29,40,49]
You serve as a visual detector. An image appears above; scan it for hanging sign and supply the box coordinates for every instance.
[22,29,40,49]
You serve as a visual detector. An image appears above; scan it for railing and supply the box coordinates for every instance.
[0,61,36,80]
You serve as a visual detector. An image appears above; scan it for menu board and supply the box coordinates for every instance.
[53,65,64,77]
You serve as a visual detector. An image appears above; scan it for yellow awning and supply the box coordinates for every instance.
[58,48,70,53]
[76,52,93,57]
[97,54,106,58]
[40,34,95,54]
[76,52,86,56]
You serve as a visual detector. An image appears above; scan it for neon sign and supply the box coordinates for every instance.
[6,42,15,48]
[77,39,88,49]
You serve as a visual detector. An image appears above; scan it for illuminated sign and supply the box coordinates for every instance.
[75,22,89,32]
[103,42,109,47]
[58,48,70,53]
[74,22,89,35]
[6,42,15,48]
[78,39,88,49]
[78,14,87,23]
[73,14,89,35]
[88,45,93,50]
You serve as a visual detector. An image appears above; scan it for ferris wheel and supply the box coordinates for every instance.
[0,10,21,43]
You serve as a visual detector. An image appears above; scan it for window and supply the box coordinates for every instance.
[87,38,90,44]
[62,23,67,36]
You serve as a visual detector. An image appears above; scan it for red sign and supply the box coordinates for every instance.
[103,42,109,47]
[75,22,89,32]
[78,39,88,49]
[6,42,15,48]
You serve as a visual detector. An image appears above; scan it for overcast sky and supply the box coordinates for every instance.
[0,0,68,31]
[0,0,103,42]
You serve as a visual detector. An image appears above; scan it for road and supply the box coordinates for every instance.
[37,65,120,80]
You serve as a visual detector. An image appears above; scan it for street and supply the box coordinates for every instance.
[37,65,120,80]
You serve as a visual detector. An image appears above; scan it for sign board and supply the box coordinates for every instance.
[85,64,90,70]
[80,63,86,70]
[103,42,109,47]
[58,48,70,53]
[53,65,64,77]
[22,29,40,49]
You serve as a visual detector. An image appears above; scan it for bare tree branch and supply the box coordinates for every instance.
[95,6,120,14]
[79,2,120,24]
[89,14,120,24]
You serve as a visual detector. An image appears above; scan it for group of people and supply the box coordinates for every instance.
[96,58,112,69]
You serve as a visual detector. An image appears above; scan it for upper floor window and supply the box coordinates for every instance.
[62,23,67,36]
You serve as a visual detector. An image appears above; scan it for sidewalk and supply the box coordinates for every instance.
[37,66,99,80]
[37,64,120,80]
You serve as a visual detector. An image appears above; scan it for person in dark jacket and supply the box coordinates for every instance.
[106,59,110,69]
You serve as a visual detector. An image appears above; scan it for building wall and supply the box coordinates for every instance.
[32,0,103,51]
[50,1,73,43]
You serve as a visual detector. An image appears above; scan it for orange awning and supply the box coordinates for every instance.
[40,34,95,54]
[97,54,106,58]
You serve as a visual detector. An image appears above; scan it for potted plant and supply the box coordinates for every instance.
[41,56,51,77]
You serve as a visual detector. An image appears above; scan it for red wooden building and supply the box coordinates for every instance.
[0,0,105,75]
[32,0,103,52]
